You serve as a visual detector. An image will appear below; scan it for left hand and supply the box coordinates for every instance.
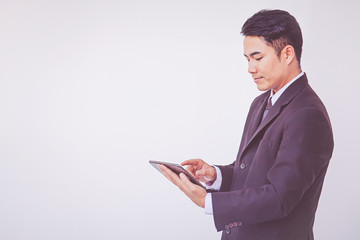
[158,164,207,208]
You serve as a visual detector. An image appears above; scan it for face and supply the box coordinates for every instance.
[243,36,288,93]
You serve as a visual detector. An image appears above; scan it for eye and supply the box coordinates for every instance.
[255,57,263,61]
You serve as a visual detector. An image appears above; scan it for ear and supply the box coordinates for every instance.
[281,45,296,64]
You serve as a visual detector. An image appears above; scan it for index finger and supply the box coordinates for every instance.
[181,159,201,166]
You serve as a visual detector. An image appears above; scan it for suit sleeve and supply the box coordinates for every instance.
[211,108,334,231]
[215,163,235,192]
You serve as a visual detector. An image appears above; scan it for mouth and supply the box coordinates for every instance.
[253,77,263,83]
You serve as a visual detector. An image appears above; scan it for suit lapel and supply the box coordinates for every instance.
[239,74,309,160]
[246,92,270,142]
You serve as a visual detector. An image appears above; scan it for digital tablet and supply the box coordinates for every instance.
[149,160,206,189]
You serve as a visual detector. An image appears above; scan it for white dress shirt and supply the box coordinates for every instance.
[204,71,304,215]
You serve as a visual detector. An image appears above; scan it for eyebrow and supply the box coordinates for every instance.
[243,51,262,57]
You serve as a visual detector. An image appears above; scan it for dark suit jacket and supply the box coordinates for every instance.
[211,74,334,240]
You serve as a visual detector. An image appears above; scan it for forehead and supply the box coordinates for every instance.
[243,36,274,56]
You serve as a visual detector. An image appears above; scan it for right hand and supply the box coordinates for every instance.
[181,159,217,184]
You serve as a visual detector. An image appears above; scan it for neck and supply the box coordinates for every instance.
[287,67,302,82]
[273,68,302,93]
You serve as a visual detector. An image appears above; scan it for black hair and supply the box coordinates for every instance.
[241,9,303,64]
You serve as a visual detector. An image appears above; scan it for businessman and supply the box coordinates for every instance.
[159,9,334,240]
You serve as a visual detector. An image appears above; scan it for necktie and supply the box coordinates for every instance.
[261,97,272,122]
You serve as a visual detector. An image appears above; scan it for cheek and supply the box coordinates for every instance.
[263,61,280,78]
[258,62,272,78]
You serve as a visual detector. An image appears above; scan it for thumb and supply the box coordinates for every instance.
[196,169,206,176]
[196,168,211,176]
[202,168,215,181]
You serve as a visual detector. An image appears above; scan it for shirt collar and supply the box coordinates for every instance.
[270,72,304,105]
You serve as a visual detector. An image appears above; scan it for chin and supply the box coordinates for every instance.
[256,84,271,92]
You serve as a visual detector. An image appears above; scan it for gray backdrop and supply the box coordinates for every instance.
[1,0,359,239]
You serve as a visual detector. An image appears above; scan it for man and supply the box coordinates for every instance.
[159,9,334,240]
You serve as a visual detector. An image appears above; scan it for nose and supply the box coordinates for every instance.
[248,61,257,74]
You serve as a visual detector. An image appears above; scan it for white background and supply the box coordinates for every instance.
[0,0,359,239]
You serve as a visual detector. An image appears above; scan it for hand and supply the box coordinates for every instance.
[181,159,217,184]
[158,164,207,208]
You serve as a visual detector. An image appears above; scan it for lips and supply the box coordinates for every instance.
[253,77,263,83]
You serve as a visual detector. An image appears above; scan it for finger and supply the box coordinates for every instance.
[179,173,192,187]
[185,165,194,171]
[196,167,215,180]
[158,165,184,187]
[179,173,198,193]
[186,166,200,180]
[158,165,173,181]
[159,165,176,179]
[186,165,196,173]
[195,169,207,176]
[158,164,168,173]
[181,159,202,166]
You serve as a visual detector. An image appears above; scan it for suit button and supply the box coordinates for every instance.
[240,163,246,169]
[229,223,233,228]
[225,229,231,234]
[225,224,229,230]
[238,221,242,226]
[233,222,238,227]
